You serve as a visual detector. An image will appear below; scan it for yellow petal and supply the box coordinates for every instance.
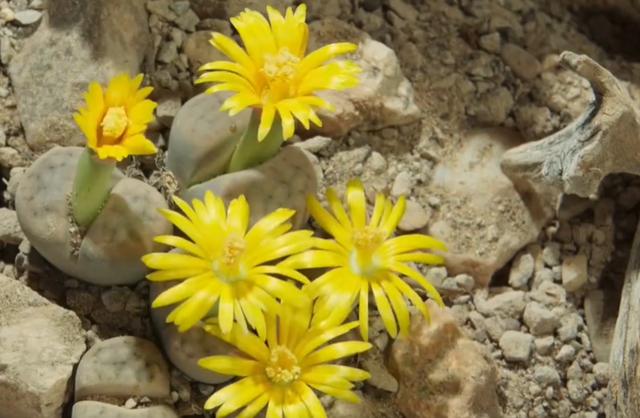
[380,278,411,337]
[250,274,310,308]
[198,355,261,377]
[387,262,444,307]
[371,281,397,338]
[380,196,406,235]
[218,285,235,334]
[146,268,206,282]
[280,250,345,270]
[227,195,250,234]
[142,252,210,271]
[297,43,358,78]
[346,179,366,229]
[306,195,351,246]
[245,208,295,246]
[258,104,276,141]
[168,291,220,332]
[209,32,257,73]
[204,376,261,410]
[105,73,133,107]
[120,134,157,156]
[236,392,271,418]
[358,280,369,341]
[293,382,327,418]
[326,188,351,228]
[380,234,448,256]
[302,341,371,368]
[151,274,216,307]
[205,323,270,362]
[275,102,296,140]
[294,320,359,359]
[127,99,157,126]
[304,383,361,404]
[389,273,430,320]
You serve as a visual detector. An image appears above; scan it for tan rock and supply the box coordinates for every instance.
[389,302,503,418]
[427,128,541,286]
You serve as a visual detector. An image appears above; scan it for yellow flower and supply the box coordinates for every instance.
[74,73,158,161]
[282,180,447,341]
[199,305,371,418]
[142,191,313,335]
[196,4,361,141]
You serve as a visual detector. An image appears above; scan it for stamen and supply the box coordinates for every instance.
[265,346,301,385]
[101,107,128,139]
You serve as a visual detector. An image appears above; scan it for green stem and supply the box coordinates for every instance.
[71,148,116,228]
[227,109,284,173]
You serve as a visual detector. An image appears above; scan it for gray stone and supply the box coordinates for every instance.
[567,379,587,403]
[523,302,559,336]
[429,129,541,286]
[0,146,26,168]
[175,9,199,32]
[156,94,182,128]
[584,289,616,363]
[501,43,541,80]
[557,312,580,342]
[535,336,555,355]
[0,208,25,245]
[360,349,398,392]
[534,366,561,386]
[479,32,501,53]
[555,344,576,363]
[312,35,420,136]
[398,199,430,232]
[9,0,151,151]
[0,274,86,418]
[72,401,178,418]
[75,336,170,399]
[592,362,609,385]
[13,9,42,25]
[509,253,534,289]
[391,171,413,197]
[530,281,566,306]
[476,290,526,318]
[499,331,534,363]
[542,242,561,267]
[454,274,475,292]
[473,87,514,125]
[387,0,418,22]
[562,254,588,292]
[295,136,332,153]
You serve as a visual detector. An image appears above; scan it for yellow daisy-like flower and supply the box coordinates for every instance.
[73,73,158,161]
[200,305,371,418]
[142,191,313,335]
[282,180,447,341]
[196,4,361,141]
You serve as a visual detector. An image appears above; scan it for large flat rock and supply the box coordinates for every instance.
[0,274,86,418]
[8,0,150,151]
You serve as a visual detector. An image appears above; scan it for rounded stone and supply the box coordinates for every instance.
[75,336,170,400]
[72,401,178,418]
[15,147,171,285]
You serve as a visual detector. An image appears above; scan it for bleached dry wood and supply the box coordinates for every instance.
[501,51,640,220]
[608,219,640,417]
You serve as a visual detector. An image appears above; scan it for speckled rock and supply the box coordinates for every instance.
[389,302,503,418]
[0,274,86,418]
[75,336,170,400]
[15,147,171,285]
[149,282,237,384]
[310,35,421,137]
[182,145,318,229]
[72,401,178,418]
[9,0,150,151]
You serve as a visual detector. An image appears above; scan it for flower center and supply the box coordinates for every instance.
[265,346,301,385]
[212,235,246,281]
[262,48,300,101]
[350,227,385,277]
[101,107,128,140]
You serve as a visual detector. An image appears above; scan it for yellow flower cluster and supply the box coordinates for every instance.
[144,181,446,417]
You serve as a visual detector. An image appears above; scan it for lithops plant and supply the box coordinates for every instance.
[16,74,171,285]
[166,4,361,224]
[149,281,239,384]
